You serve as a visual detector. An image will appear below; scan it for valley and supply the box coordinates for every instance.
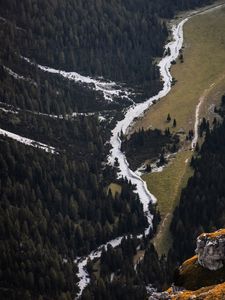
[1,0,225,299]
[131,2,225,256]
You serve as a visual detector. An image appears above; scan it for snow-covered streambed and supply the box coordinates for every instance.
[75,17,189,297]
[108,17,189,217]
[0,128,56,153]
[22,57,134,103]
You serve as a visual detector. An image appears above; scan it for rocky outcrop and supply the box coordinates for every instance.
[196,229,225,271]
[148,230,225,299]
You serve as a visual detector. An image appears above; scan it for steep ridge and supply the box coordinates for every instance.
[149,230,225,299]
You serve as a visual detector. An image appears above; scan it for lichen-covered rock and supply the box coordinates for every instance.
[155,230,225,299]
[168,282,225,300]
[195,229,225,271]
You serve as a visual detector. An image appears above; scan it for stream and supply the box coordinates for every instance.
[75,16,189,298]
[18,3,225,297]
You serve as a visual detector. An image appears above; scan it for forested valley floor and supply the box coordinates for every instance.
[0,0,222,299]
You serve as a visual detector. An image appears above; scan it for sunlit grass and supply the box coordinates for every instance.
[136,7,225,255]
[108,183,122,198]
[143,150,193,255]
[134,7,225,134]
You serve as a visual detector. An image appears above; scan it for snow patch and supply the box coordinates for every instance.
[0,106,18,114]
[98,114,106,122]
[135,152,177,176]
[0,128,56,153]
[135,164,147,177]
[22,57,134,103]
[3,66,37,86]
[110,273,115,282]
[0,101,98,120]
[0,16,25,31]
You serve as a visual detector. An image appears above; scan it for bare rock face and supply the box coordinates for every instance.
[195,229,225,271]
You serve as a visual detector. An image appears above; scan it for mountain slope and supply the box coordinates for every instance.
[0,0,219,299]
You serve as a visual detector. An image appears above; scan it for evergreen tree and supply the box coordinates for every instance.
[167,113,171,122]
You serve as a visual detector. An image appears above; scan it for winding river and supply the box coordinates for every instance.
[76,2,225,295]
[108,17,189,225]
[75,16,190,298]
[16,3,225,297]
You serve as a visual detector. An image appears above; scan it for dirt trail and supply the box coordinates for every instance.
[192,72,225,149]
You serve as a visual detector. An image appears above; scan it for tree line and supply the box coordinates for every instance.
[121,127,179,171]
[0,0,214,99]
[170,95,225,264]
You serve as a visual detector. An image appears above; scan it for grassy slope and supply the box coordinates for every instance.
[108,183,122,198]
[143,151,193,254]
[135,7,225,133]
[136,6,225,255]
